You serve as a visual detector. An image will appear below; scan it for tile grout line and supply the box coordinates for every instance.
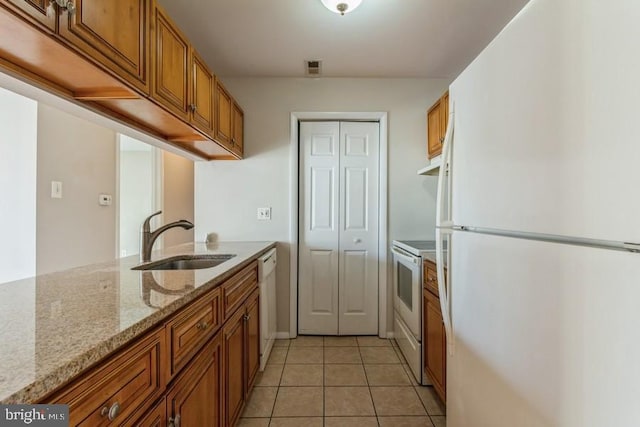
[357,340,382,426]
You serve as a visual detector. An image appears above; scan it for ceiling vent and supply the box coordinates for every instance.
[305,60,322,76]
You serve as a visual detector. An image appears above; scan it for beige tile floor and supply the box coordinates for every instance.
[239,336,446,427]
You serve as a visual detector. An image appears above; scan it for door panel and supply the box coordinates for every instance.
[309,250,335,313]
[152,5,189,120]
[299,121,379,336]
[58,0,149,92]
[342,250,367,313]
[344,168,367,230]
[338,122,379,335]
[310,168,335,230]
[3,0,56,31]
[299,122,339,335]
[191,50,214,135]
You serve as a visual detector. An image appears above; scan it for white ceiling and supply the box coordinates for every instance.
[157,0,530,79]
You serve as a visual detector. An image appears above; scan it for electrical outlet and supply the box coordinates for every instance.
[257,207,271,220]
[99,194,112,206]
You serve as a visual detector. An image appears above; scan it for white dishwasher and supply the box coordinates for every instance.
[258,248,277,371]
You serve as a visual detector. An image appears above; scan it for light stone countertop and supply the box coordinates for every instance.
[0,241,276,404]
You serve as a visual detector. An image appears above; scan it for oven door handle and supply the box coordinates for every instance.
[391,247,420,266]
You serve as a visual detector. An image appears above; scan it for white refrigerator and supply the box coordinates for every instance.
[434,0,640,426]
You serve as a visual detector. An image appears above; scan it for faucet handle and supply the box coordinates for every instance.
[141,210,162,232]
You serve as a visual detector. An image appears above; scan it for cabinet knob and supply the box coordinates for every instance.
[196,321,209,330]
[439,137,444,143]
[189,104,197,112]
[243,314,250,321]
[169,414,181,427]
[100,402,120,421]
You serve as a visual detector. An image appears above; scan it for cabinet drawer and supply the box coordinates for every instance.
[165,287,221,378]
[222,261,258,319]
[423,260,439,297]
[50,330,164,426]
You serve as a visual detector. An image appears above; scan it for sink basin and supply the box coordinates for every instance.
[132,254,235,271]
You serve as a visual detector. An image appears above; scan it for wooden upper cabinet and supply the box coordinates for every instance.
[190,50,214,136]
[427,90,449,159]
[441,91,450,139]
[58,0,150,94]
[427,97,442,159]
[2,0,56,32]
[215,79,233,148]
[151,2,190,120]
[232,100,244,156]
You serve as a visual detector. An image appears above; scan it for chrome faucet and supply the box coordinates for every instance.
[140,211,194,262]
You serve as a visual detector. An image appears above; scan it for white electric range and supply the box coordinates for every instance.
[391,240,440,385]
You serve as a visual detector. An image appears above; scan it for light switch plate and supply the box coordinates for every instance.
[51,181,62,199]
[257,207,271,220]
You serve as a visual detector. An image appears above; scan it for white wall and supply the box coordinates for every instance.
[119,137,156,257]
[36,104,117,274]
[195,77,449,334]
[163,150,195,247]
[0,87,37,283]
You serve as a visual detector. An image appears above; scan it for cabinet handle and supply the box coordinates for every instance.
[169,414,181,427]
[196,321,209,330]
[51,0,75,13]
[100,402,120,421]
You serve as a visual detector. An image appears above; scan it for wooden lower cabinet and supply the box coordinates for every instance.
[49,330,165,426]
[135,397,166,427]
[166,333,223,427]
[43,261,262,427]
[223,288,261,426]
[245,290,260,392]
[423,289,446,402]
[223,307,246,426]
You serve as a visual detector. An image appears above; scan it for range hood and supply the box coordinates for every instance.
[417,156,442,176]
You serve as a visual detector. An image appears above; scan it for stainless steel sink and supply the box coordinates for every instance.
[132,254,235,271]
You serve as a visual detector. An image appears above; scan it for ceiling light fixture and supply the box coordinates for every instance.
[320,0,363,16]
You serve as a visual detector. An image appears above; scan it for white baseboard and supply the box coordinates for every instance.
[275,332,291,339]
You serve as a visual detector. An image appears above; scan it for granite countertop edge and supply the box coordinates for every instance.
[0,241,276,404]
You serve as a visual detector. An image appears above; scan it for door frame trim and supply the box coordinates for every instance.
[289,112,389,338]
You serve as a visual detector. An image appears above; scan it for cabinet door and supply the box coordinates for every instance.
[245,290,260,392]
[440,91,450,140]
[134,397,166,427]
[223,308,246,426]
[2,0,56,32]
[166,334,223,427]
[151,2,189,120]
[215,79,233,148]
[190,50,214,136]
[427,99,442,159]
[58,0,150,94]
[424,290,446,402]
[231,101,244,156]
